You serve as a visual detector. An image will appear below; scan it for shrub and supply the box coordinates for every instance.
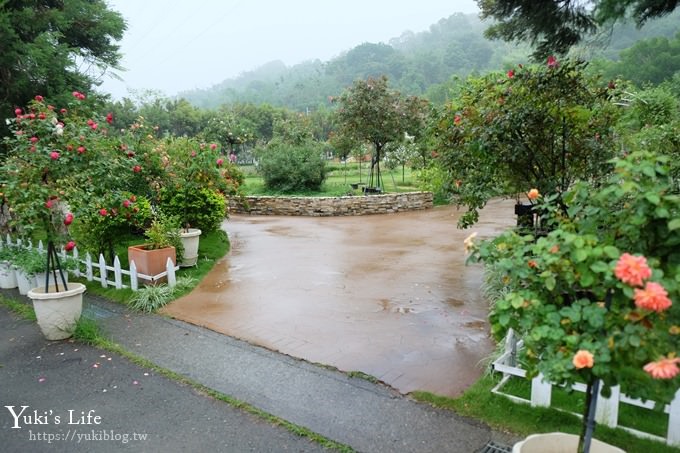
[160,187,226,233]
[256,143,327,192]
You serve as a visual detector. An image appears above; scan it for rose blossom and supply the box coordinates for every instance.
[99,208,107,217]
[615,253,652,287]
[572,350,594,369]
[634,282,672,312]
[643,357,680,379]
[527,188,540,200]
[65,241,76,252]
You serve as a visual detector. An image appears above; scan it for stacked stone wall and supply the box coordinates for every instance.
[228,192,433,216]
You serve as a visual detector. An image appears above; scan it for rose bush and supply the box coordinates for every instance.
[468,150,679,448]
[435,58,623,227]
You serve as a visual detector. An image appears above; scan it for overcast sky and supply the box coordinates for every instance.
[99,0,480,99]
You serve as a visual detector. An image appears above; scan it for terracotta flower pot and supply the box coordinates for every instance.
[128,245,176,285]
[27,282,85,340]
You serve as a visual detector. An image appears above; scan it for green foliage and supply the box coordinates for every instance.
[256,143,327,192]
[72,316,105,346]
[469,151,680,405]
[160,187,226,233]
[71,193,151,263]
[480,0,679,58]
[598,32,680,86]
[12,247,46,275]
[143,212,182,255]
[128,276,196,313]
[435,59,622,228]
[0,0,125,140]
[416,164,451,205]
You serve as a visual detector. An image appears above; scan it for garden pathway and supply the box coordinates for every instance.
[162,198,516,397]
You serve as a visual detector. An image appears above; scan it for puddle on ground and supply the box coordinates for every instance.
[162,198,516,397]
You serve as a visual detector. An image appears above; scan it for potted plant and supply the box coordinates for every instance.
[12,247,48,295]
[0,243,18,289]
[128,212,181,284]
[468,151,679,452]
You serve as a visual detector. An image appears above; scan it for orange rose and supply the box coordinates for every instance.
[572,350,594,369]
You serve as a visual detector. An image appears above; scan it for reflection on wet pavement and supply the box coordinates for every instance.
[162,198,516,397]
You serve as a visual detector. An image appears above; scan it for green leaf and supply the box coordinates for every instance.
[580,272,594,287]
[545,275,556,291]
[603,246,620,259]
[669,219,680,231]
[573,249,588,262]
[589,261,610,274]
[644,193,660,205]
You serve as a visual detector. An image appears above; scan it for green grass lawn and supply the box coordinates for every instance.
[240,162,420,196]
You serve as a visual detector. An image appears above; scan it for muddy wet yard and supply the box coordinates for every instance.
[163,198,515,397]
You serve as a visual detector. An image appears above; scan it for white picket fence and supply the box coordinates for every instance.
[491,328,680,447]
[1,234,178,291]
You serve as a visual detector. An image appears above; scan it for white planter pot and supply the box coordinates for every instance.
[27,282,86,341]
[34,270,69,290]
[513,432,625,453]
[0,261,18,289]
[15,269,35,295]
[179,228,202,267]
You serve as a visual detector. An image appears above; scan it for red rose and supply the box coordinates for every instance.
[34,95,44,102]
[14,108,22,116]
[65,241,76,252]
[106,113,113,124]
[45,200,53,209]
[64,213,74,226]
[123,200,131,208]
[210,143,217,150]
[99,208,107,217]
[77,146,86,154]
[38,112,46,120]
[50,151,60,160]
[216,158,224,167]
[133,165,141,173]
[30,136,38,143]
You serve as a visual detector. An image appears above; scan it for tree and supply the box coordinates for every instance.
[434,58,622,227]
[0,0,126,139]
[479,0,679,59]
[335,76,429,191]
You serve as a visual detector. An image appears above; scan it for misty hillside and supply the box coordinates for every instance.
[179,10,680,110]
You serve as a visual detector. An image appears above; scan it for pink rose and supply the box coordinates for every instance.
[50,151,60,160]
[99,208,108,217]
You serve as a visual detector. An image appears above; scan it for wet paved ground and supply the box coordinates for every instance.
[163,198,516,397]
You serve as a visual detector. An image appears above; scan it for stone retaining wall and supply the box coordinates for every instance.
[228,192,433,216]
